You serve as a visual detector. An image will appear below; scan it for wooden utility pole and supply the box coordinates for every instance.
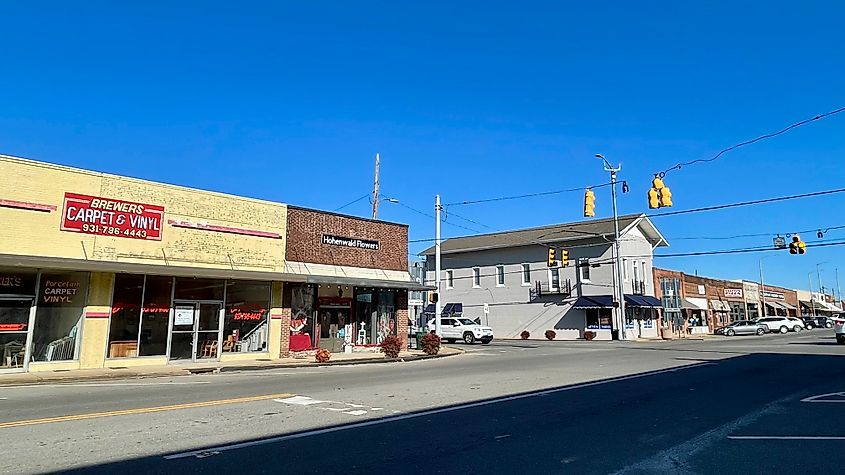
[372,153,380,219]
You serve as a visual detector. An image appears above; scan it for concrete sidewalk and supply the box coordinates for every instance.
[0,347,462,387]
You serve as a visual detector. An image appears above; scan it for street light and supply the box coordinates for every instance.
[595,154,626,341]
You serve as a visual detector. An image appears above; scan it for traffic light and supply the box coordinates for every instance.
[789,235,806,255]
[659,186,673,207]
[547,248,557,267]
[649,174,673,208]
[429,292,439,303]
[584,189,596,217]
[648,188,660,209]
[560,249,570,267]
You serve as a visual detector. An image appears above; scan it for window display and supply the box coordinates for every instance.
[355,289,397,345]
[107,274,144,357]
[223,281,270,353]
[138,276,172,356]
[285,284,315,351]
[31,272,89,362]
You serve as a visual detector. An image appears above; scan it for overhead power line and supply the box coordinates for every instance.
[333,193,371,212]
[648,187,845,219]
[444,181,614,207]
[669,223,845,241]
[660,105,845,175]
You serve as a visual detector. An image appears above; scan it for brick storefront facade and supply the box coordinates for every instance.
[285,206,408,272]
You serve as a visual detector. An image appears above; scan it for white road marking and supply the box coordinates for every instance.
[800,392,845,403]
[165,362,715,460]
[274,396,324,406]
[344,410,367,416]
[728,435,845,440]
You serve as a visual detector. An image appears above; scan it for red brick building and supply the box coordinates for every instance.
[281,207,422,354]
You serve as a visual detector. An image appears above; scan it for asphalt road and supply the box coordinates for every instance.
[2,331,844,474]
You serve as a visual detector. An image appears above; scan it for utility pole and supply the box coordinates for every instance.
[759,258,767,317]
[434,194,442,337]
[596,154,626,341]
[808,272,817,317]
[817,263,825,301]
[371,153,380,220]
[836,268,842,308]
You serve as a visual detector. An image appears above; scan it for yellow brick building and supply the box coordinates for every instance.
[0,155,423,374]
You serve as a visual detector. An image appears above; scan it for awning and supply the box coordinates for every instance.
[625,295,663,308]
[765,301,786,310]
[778,301,797,311]
[573,295,614,309]
[423,304,435,314]
[683,297,709,311]
[709,300,731,312]
[442,302,463,315]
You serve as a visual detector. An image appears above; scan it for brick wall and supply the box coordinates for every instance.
[285,206,408,272]
[396,289,409,348]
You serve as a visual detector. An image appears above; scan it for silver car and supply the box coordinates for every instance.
[723,320,767,336]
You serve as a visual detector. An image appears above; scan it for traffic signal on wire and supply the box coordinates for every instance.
[649,174,673,209]
[561,249,570,267]
[789,235,807,255]
[547,248,557,267]
[584,189,596,217]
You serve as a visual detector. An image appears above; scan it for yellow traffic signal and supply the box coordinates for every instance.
[659,186,673,207]
[649,174,673,208]
[789,235,807,255]
[547,248,557,267]
[648,188,660,209]
[561,249,570,267]
[584,189,596,217]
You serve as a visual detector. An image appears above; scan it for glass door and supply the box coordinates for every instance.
[0,299,33,371]
[195,303,221,360]
[169,301,222,362]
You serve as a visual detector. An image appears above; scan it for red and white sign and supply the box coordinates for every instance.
[61,193,164,241]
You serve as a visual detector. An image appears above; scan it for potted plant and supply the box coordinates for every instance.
[421,333,441,355]
[584,331,596,341]
[380,335,402,358]
[314,348,331,363]
[544,330,556,341]
[520,330,530,340]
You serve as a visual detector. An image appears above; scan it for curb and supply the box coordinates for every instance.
[0,348,463,387]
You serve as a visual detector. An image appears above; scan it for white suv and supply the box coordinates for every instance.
[426,317,494,344]
[756,316,800,334]
[833,314,845,344]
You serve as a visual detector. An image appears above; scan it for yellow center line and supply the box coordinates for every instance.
[0,392,294,429]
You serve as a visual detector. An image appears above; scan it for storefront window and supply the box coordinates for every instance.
[1,268,38,369]
[586,308,612,329]
[31,271,89,362]
[223,281,270,353]
[139,276,172,356]
[285,284,316,351]
[354,290,397,345]
[107,274,145,358]
[729,302,745,322]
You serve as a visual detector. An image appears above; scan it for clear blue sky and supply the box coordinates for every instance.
[2,2,844,294]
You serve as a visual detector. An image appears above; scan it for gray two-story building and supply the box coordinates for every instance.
[422,214,668,340]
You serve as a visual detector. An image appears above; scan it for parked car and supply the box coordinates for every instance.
[834,314,845,344]
[802,316,834,329]
[786,317,806,332]
[426,317,494,344]
[720,320,767,336]
[755,316,797,334]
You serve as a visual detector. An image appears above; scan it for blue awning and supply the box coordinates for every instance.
[573,295,614,309]
[625,295,662,308]
[442,302,463,315]
[423,304,435,314]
